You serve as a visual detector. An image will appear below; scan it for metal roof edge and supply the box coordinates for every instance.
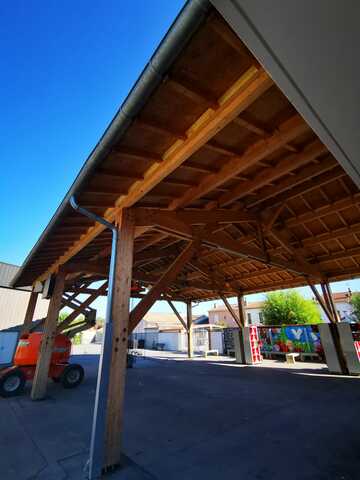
[12,0,211,288]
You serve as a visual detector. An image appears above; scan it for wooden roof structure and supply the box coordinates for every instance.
[13,4,360,302]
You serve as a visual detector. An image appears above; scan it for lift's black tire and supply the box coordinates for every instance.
[0,369,26,397]
[61,364,84,389]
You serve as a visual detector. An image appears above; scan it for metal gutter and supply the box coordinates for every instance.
[12,0,211,288]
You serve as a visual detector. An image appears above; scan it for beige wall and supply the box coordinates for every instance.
[0,287,49,331]
[208,306,263,327]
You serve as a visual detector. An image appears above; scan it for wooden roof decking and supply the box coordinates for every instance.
[13,8,360,300]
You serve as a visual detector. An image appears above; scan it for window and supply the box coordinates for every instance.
[259,312,263,324]
[247,312,252,324]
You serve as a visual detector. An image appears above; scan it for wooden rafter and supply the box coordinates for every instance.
[36,66,272,282]
[129,241,199,331]
[136,210,324,279]
[57,281,108,333]
[133,207,257,227]
[216,140,327,207]
[167,300,188,331]
[220,294,242,328]
[168,114,308,210]
[285,194,360,228]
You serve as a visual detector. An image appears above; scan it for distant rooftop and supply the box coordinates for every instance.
[0,262,22,288]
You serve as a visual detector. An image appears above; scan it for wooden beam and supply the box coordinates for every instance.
[246,158,340,208]
[22,291,39,335]
[266,226,324,279]
[318,246,360,264]
[323,282,340,323]
[135,244,179,265]
[263,204,286,232]
[129,241,199,331]
[236,293,247,363]
[189,257,239,293]
[216,140,327,207]
[113,146,161,163]
[168,114,308,210]
[206,231,322,279]
[237,293,246,327]
[133,208,257,227]
[302,223,360,249]
[285,194,360,228]
[167,77,218,109]
[36,66,272,282]
[65,287,107,296]
[57,282,108,333]
[31,272,66,400]
[167,301,188,331]
[308,283,334,323]
[146,211,323,279]
[220,294,242,328]
[186,301,193,358]
[134,118,187,141]
[207,13,250,57]
[104,209,135,469]
[62,260,108,276]
[133,269,235,294]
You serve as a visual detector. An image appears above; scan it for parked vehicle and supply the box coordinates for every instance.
[0,332,84,397]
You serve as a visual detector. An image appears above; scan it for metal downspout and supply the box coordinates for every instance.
[69,196,118,479]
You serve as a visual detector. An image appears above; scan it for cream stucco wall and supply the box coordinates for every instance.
[0,288,49,331]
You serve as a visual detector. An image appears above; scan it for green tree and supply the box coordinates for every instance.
[262,290,322,326]
[350,293,360,321]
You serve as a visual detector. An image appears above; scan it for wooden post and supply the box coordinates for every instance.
[324,282,340,323]
[220,294,242,328]
[186,301,193,358]
[320,283,333,318]
[308,283,334,323]
[208,326,212,351]
[237,294,246,364]
[22,291,38,334]
[167,300,188,331]
[309,283,347,374]
[31,272,66,400]
[104,209,135,469]
[237,294,246,327]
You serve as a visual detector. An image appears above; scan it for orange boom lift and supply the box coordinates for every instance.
[0,332,84,397]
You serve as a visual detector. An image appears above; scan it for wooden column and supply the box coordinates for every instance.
[237,294,246,327]
[207,326,212,351]
[309,283,347,374]
[104,209,135,469]
[31,272,66,400]
[186,301,193,358]
[324,282,340,323]
[237,294,246,364]
[167,300,187,331]
[320,283,335,321]
[308,283,334,323]
[220,294,242,328]
[22,291,38,335]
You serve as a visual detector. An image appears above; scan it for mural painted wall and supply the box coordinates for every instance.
[258,325,324,356]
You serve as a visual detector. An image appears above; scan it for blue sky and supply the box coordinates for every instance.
[0,0,183,264]
[1,0,359,318]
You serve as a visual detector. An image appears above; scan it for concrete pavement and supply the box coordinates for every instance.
[0,352,359,479]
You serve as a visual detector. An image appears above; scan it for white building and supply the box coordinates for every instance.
[208,291,355,327]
